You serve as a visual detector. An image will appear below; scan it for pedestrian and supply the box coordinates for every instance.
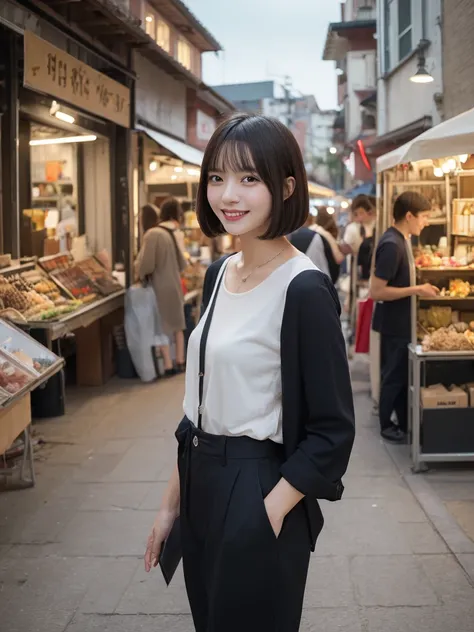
[310,206,345,283]
[288,216,332,279]
[136,201,188,374]
[370,191,439,442]
[144,113,355,632]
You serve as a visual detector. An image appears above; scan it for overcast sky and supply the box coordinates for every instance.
[185,0,342,111]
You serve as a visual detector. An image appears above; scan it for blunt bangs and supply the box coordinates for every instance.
[196,113,309,239]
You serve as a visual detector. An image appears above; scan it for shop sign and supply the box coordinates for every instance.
[23,31,130,128]
[196,110,216,142]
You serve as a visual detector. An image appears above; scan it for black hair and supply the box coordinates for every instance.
[352,194,374,213]
[393,191,431,222]
[141,204,159,234]
[196,113,309,239]
[160,197,184,223]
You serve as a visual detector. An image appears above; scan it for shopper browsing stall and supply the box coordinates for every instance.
[370,192,439,443]
[144,113,355,632]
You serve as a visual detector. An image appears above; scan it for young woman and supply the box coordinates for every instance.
[144,114,355,632]
[136,201,187,373]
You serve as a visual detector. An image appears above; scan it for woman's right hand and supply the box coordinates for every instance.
[144,508,177,572]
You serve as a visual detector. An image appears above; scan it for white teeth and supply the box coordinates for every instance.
[223,211,247,217]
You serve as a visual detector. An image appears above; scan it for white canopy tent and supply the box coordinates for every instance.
[376,107,474,172]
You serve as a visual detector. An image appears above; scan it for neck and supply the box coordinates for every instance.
[394,221,410,239]
[238,233,289,268]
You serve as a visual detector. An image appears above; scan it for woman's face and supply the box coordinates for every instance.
[206,166,273,237]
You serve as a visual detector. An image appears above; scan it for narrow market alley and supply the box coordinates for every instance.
[0,361,474,632]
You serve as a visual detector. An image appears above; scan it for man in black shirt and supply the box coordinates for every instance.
[370,192,439,443]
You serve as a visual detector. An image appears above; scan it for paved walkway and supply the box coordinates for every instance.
[0,364,474,631]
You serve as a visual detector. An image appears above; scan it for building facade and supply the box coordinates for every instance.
[323,0,377,191]
[442,0,474,119]
[371,0,443,157]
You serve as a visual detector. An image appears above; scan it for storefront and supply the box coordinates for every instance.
[376,107,474,471]
[0,23,133,417]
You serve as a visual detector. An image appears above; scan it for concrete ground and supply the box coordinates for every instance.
[0,362,473,632]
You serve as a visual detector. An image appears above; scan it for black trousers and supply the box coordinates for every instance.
[379,334,410,432]
[178,422,311,632]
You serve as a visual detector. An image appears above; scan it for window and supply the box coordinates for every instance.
[157,20,170,52]
[177,38,191,71]
[145,13,155,38]
[398,0,412,60]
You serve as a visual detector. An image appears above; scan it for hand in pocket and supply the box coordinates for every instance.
[263,496,284,538]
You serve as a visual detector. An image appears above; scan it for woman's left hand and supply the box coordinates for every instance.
[264,496,285,538]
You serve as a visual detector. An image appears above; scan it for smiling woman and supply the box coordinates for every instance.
[145,113,355,632]
[196,114,309,239]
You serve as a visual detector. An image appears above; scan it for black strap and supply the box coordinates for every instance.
[197,266,226,429]
[158,224,183,269]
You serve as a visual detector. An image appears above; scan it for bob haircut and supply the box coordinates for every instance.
[196,113,309,240]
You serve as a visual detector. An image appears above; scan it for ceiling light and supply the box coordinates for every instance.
[335,68,345,76]
[171,175,178,180]
[174,166,184,173]
[54,111,75,124]
[442,161,451,174]
[329,146,337,155]
[149,160,158,172]
[433,167,443,177]
[459,154,469,163]
[29,135,97,146]
[327,207,335,215]
[340,200,349,209]
[146,15,153,22]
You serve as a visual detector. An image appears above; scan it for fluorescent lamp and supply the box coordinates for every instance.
[54,111,75,124]
[30,135,97,146]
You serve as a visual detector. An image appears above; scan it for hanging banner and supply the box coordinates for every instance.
[23,31,130,128]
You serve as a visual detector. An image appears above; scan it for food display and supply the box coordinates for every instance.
[39,253,73,273]
[439,279,474,298]
[421,327,474,352]
[0,320,61,376]
[0,354,35,394]
[415,246,474,269]
[76,257,122,296]
[0,268,81,321]
[51,266,98,302]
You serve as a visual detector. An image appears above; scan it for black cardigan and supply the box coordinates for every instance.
[180,256,355,550]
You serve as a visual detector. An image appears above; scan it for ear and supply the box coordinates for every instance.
[283,177,296,201]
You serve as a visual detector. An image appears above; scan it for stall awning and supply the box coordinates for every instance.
[376,107,474,172]
[137,124,204,167]
[308,181,336,198]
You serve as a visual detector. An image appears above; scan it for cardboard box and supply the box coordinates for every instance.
[421,384,468,409]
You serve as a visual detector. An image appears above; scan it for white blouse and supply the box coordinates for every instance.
[183,253,317,443]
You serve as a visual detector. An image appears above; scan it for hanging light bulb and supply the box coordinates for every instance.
[441,161,451,174]
[447,158,457,171]
[149,160,157,172]
[433,167,443,178]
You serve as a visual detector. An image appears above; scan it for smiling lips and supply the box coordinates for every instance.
[221,210,249,222]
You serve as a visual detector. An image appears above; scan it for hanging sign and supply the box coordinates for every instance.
[23,31,130,128]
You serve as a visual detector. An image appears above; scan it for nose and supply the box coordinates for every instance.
[221,180,240,205]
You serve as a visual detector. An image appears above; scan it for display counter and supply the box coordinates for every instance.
[0,319,64,485]
[0,254,125,415]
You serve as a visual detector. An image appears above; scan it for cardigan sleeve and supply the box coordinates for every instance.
[280,271,355,500]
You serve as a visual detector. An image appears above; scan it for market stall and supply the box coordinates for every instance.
[376,107,474,471]
[0,318,63,485]
[0,252,124,416]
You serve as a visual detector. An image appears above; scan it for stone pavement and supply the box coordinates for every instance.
[0,365,473,632]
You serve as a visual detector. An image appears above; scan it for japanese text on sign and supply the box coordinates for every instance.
[24,31,130,128]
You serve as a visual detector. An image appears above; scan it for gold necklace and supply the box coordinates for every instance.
[236,247,287,291]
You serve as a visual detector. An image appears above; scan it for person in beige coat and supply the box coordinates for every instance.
[136,202,187,373]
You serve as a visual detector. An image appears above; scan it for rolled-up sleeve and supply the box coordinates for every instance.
[280,273,355,500]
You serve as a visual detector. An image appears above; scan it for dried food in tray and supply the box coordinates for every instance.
[76,257,122,296]
[51,266,98,302]
[0,352,36,394]
[0,280,29,312]
[39,253,73,273]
